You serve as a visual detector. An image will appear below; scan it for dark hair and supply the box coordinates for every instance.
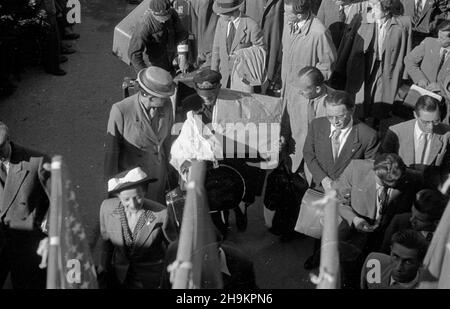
[297,66,324,87]
[437,19,450,32]
[414,189,446,220]
[391,229,429,262]
[379,0,402,17]
[415,95,440,115]
[373,153,406,185]
[284,0,311,14]
[324,90,355,111]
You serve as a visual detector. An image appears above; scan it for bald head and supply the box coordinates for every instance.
[297,66,325,99]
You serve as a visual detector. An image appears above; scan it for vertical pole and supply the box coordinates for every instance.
[46,156,63,289]
[317,190,340,289]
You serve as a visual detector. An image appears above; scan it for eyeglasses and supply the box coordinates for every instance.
[326,114,347,122]
[417,118,440,126]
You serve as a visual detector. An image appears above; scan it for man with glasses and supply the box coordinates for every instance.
[104,66,176,204]
[381,95,450,189]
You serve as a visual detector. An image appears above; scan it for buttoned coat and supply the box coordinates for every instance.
[211,14,265,86]
[380,119,450,186]
[99,197,177,288]
[337,14,412,114]
[244,0,284,82]
[303,117,379,190]
[104,93,174,204]
[404,37,450,100]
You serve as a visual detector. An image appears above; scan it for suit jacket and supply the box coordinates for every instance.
[317,0,370,49]
[338,14,412,112]
[281,14,337,90]
[99,197,177,288]
[380,119,450,187]
[243,0,284,82]
[303,117,379,190]
[104,93,174,204]
[280,86,333,173]
[189,0,219,66]
[404,37,450,99]
[0,143,50,233]
[360,252,420,289]
[211,14,265,86]
[400,0,447,34]
[333,159,421,230]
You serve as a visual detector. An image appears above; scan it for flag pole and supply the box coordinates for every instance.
[46,155,63,289]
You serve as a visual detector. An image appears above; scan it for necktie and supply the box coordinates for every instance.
[331,129,342,161]
[307,99,316,124]
[378,186,388,215]
[414,0,423,24]
[150,110,160,134]
[416,133,430,164]
[0,162,7,186]
[339,5,346,22]
[227,21,236,55]
[439,49,449,72]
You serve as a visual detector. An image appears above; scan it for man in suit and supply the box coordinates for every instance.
[98,167,177,289]
[332,154,422,287]
[243,0,284,93]
[361,229,429,289]
[104,66,175,204]
[380,189,446,253]
[380,95,450,188]
[404,20,450,108]
[281,67,336,177]
[0,122,51,289]
[400,0,448,47]
[281,0,337,98]
[303,90,379,192]
[317,0,370,49]
[335,0,412,123]
[128,0,189,74]
[211,0,266,90]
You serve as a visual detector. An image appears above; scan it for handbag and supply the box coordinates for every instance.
[294,189,342,239]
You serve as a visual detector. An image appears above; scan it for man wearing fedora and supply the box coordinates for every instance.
[104,66,175,204]
[97,167,177,289]
[128,0,189,74]
[211,0,266,89]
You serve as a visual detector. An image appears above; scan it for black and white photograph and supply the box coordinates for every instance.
[0,0,449,292]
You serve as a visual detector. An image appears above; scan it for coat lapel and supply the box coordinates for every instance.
[319,124,335,167]
[427,134,443,165]
[231,18,247,53]
[1,161,28,215]
[403,121,416,164]
[362,170,377,220]
[418,0,433,24]
[132,207,160,253]
[134,97,159,144]
[109,206,124,248]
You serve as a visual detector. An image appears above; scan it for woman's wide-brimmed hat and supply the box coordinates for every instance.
[212,0,244,15]
[108,167,157,194]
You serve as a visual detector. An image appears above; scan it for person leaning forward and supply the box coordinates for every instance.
[104,66,175,204]
[128,0,189,74]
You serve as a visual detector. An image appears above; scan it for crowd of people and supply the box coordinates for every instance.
[1,0,450,289]
[0,0,79,97]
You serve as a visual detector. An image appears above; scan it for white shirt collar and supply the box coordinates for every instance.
[414,120,431,138]
[329,118,353,137]
[390,272,420,289]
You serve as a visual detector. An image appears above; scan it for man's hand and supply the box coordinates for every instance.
[417,79,429,88]
[426,82,441,93]
[353,217,376,232]
[37,237,49,269]
[321,177,333,192]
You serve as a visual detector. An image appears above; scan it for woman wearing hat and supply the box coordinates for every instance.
[211,0,266,90]
[98,167,177,289]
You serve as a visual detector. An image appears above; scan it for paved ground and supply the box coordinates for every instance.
[0,0,315,289]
